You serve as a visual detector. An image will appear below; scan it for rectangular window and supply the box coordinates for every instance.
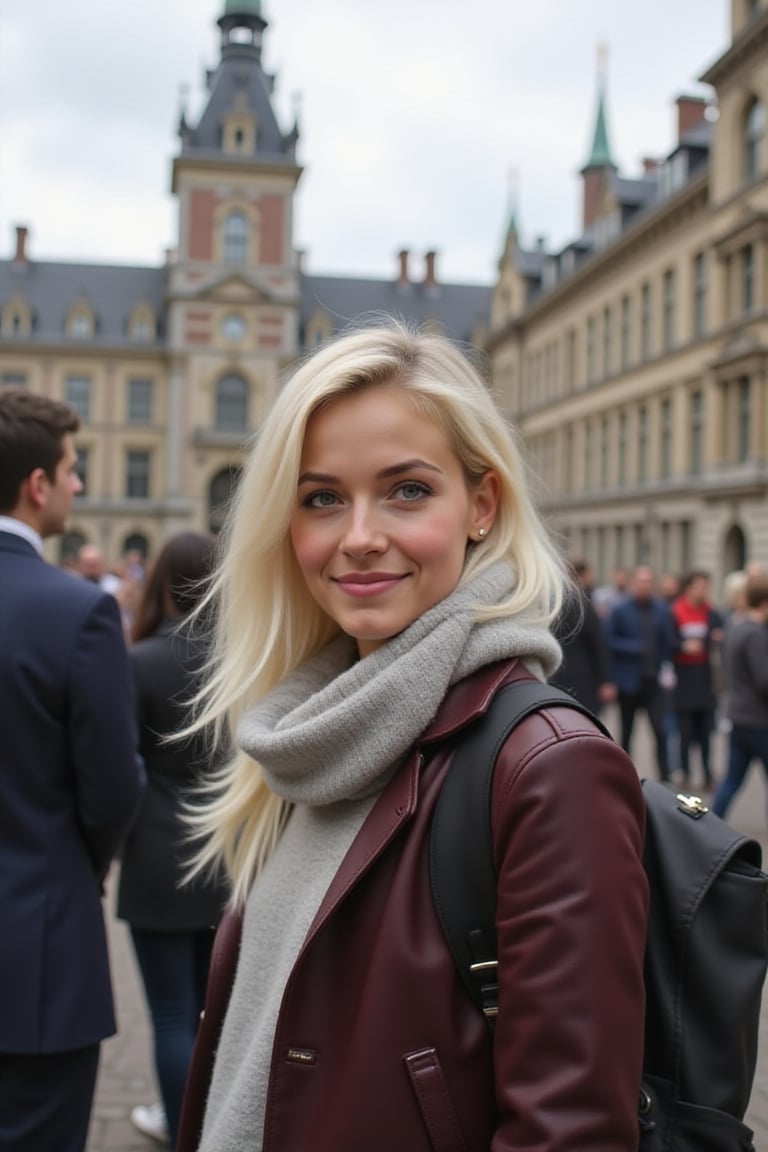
[615,524,625,567]
[693,252,707,338]
[603,306,612,378]
[586,317,596,385]
[620,295,631,369]
[738,376,751,462]
[66,376,91,422]
[128,378,153,424]
[660,398,673,478]
[640,283,652,361]
[638,405,648,482]
[663,269,676,351]
[742,245,755,313]
[585,422,593,489]
[126,450,151,499]
[565,425,574,491]
[1,372,26,388]
[618,412,627,486]
[600,416,610,486]
[681,521,693,572]
[566,329,577,391]
[75,446,88,497]
[690,390,704,474]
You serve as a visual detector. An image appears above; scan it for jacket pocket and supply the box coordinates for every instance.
[404,1048,470,1152]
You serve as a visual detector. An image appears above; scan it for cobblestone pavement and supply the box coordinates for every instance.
[86,713,768,1150]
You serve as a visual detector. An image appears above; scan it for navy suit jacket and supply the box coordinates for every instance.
[604,595,674,695]
[0,529,144,1053]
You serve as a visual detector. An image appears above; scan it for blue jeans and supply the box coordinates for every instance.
[712,726,768,819]
[130,928,215,1149]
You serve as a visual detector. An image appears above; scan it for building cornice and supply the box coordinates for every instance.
[699,9,768,88]
[171,154,302,193]
[486,172,709,352]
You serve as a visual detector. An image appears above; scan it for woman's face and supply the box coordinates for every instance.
[290,385,498,657]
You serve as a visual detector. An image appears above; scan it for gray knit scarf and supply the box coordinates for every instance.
[237,561,562,806]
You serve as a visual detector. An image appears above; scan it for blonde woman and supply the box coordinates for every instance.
[178,323,647,1152]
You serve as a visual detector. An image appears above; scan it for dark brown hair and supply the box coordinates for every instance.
[0,389,79,513]
[746,572,768,610]
[132,532,217,643]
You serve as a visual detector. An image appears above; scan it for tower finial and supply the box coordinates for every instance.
[583,41,615,170]
[506,167,520,237]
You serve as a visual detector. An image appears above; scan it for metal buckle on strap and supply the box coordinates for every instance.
[676,793,709,819]
[469,960,498,973]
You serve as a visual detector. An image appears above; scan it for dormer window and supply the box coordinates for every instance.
[68,305,95,339]
[223,114,256,155]
[2,296,32,337]
[129,306,156,342]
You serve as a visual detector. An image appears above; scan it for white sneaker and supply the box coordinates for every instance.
[130,1102,169,1146]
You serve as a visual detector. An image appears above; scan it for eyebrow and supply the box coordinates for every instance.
[297,458,442,485]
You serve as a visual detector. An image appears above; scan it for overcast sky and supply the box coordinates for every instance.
[0,0,729,284]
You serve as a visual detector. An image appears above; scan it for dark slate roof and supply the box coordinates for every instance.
[301,274,492,344]
[0,260,167,344]
[515,247,546,278]
[611,174,658,209]
[679,118,713,150]
[183,44,291,160]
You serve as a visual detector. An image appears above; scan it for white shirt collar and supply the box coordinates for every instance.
[0,516,44,557]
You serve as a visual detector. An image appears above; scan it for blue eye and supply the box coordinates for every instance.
[395,481,431,501]
[303,490,339,509]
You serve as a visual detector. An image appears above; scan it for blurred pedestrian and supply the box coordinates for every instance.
[117,532,228,1150]
[0,389,143,1152]
[605,565,675,782]
[713,572,768,819]
[551,560,615,714]
[670,571,723,792]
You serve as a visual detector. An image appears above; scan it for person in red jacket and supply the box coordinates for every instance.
[671,571,723,791]
[178,323,647,1152]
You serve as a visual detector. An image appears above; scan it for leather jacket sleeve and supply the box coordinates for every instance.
[490,706,647,1151]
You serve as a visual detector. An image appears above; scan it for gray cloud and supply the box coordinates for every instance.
[0,0,726,280]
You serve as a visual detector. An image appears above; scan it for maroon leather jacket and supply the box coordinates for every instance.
[179,660,648,1152]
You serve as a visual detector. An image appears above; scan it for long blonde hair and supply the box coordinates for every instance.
[188,321,566,906]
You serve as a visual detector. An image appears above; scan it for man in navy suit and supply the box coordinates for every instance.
[605,565,675,783]
[0,390,145,1151]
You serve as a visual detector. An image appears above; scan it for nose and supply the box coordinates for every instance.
[340,500,386,556]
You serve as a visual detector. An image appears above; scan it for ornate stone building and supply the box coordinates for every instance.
[0,0,491,562]
[487,0,768,589]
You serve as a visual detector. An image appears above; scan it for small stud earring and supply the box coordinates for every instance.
[477,528,487,539]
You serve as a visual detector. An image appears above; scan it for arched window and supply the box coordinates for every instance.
[223,211,249,263]
[215,374,249,431]
[745,98,765,181]
[59,530,87,566]
[123,533,149,561]
[209,467,241,533]
[724,524,747,573]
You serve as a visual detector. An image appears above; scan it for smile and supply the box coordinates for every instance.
[333,574,407,598]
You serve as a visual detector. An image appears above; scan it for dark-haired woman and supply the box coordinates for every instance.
[117,532,228,1149]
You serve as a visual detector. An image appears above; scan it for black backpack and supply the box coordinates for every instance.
[430,680,768,1152]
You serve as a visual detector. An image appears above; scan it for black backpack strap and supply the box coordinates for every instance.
[429,679,609,1029]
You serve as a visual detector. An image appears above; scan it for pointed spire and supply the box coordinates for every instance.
[505,167,520,239]
[584,42,615,171]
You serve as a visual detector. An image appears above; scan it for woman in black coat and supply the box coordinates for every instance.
[551,564,615,715]
[117,532,228,1149]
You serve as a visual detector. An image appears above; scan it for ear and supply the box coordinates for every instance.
[23,467,49,511]
[470,469,500,537]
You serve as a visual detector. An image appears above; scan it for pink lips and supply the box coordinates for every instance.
[334,573,406,598]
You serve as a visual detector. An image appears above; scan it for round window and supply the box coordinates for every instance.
[222,313,246,341]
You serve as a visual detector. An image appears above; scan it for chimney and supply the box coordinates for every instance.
[676,95,707,143]
[397,249,410,286]
[424,250,438,290]
[14,225,29,265]
[642,157,659,175]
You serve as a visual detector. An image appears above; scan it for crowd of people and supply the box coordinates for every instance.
[1,322,766,1152]
[554,559,768,813]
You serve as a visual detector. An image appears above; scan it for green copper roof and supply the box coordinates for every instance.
[585,78,615,169]
[224,0,262,14]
